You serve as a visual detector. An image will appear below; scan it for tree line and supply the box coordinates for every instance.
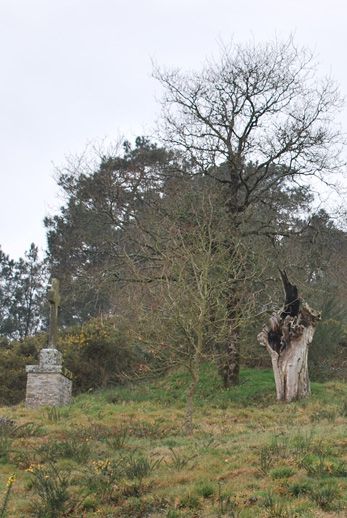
[1,39,346,418]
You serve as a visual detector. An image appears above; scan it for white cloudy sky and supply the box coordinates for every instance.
[1,0,346,258]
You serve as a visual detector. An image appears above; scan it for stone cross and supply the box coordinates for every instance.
[47,278,61,348]
[26,276,72,407]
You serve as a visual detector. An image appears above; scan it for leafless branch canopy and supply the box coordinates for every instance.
[154,38,344,212]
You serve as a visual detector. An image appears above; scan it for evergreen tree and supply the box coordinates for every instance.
[0,244,47,340]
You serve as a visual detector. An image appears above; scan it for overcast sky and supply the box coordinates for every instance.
[1,0,346,259]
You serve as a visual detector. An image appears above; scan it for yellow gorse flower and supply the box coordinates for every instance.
[7,474,16,487]
[92,459,110,472]
[26,463,42,473]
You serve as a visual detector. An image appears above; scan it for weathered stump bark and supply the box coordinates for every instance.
[257,273,320,402]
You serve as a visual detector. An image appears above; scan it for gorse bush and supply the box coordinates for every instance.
[27,463,71,518]
[82,451,163,504]
[178,493,201,510]
[59,316,145,392]
[216,482,238,517]
[167,447,197,470]
[195,481,215,498]
[262,491,295,518]
[104,427,129,450]
[288,480,312,497]
[0,474,15,518]
[259,445,275,474]
[84,458,122,501]
[309,480,341,510]
[123,454,162,482]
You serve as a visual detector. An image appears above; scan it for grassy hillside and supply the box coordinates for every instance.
[0,367,346,517]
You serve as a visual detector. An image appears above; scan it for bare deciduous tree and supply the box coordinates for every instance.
[127,189,255,433]
[154,38,344,386]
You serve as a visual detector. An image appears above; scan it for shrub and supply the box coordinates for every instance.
[257,436,288,474]
[105,427,129,450]
[216,484,238,516]
[309,298,346,381]
[123,454,162,483]
[83,458,123,501]
[262,491,294,518]
[195,481,215,498]
[27,463,71,517]
[81,495,97,511]
[167,447,197,470]
[288,480,312,497]
[0,418,15,464]
[179,493,201,510]
[60,317,143,392]
[0,335,42,405]
[309,480,341,510]
[0,474,16,518]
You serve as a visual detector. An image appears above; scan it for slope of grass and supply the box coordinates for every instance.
[1,366,346,517]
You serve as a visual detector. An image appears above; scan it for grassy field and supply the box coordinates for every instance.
[0,366,346,517]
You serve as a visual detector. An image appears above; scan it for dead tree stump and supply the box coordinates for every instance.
[257,272,320,402]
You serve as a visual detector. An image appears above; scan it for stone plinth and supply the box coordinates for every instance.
[26,348,72,407]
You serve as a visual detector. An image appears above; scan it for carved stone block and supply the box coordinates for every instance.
[25,348,72,407]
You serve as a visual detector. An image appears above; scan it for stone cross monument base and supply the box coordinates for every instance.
[26,348,72,407]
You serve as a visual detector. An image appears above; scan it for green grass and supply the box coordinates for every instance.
[82,365,277,408]
[1,366,347,517]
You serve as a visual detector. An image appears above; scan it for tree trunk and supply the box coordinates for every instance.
[216,282,242,387]
[219,326,240,387]
[185,360,200,435]
[258,276,320,402]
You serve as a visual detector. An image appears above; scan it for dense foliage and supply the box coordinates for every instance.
[0,244,46,340]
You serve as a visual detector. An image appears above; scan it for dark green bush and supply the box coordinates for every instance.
[60,317,145,392]
[309,298,347,381]
[0,335,42,405]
